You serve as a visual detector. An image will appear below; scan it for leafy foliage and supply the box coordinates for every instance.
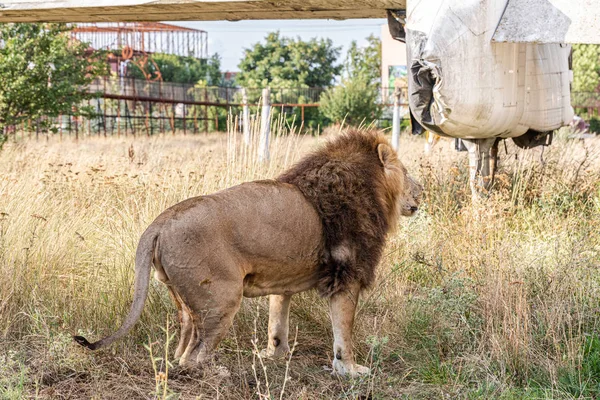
[236,32,342,89]
[572,44,600,92]
[344,34,381,84]
[319,75,382,125]
[127,53,222,85]
[319,37,382,125]
[0,23,106,136]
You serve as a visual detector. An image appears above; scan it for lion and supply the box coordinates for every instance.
[74,129,422,377]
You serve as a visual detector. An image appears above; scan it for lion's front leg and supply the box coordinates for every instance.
[261,294,291,359]
[329,282,369,377]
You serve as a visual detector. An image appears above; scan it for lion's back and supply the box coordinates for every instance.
[151,180,323,276]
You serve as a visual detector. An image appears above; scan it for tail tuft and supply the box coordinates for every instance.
[73,228,157,351]
[73,335,97,350]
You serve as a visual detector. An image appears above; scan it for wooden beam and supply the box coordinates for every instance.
[0,0,406,23]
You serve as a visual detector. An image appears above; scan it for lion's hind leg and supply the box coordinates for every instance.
[166,287,193,360]
[177,279,243,368]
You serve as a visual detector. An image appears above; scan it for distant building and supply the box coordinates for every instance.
[380,24,407,103]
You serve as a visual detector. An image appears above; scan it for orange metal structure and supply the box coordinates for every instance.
[71,22,208,59]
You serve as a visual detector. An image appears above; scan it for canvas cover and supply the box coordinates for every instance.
[405,0,574,139]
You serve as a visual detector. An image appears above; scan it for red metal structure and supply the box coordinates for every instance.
[71,22,208,58]
[71,22,208,77]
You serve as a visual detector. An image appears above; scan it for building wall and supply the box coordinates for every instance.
[381,24,407,102]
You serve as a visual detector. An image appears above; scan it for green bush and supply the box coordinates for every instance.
[590,117,600,134]
[128,53,221,85]
[319,77,382,125]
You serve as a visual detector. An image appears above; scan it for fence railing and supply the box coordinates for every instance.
[88,77,327,105]
[572,92,600,108]
[6,78,599,140]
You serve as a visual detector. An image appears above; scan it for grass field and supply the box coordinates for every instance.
[0,126,599,399]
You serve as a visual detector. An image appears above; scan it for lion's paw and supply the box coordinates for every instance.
[259,345,290,360]
[332,359,370,378]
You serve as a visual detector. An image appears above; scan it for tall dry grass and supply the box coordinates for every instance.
[0,123,599,399]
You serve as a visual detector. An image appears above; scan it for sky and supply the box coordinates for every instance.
[170,19,387,72]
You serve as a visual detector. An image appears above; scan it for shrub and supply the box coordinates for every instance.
[590,117,600,134]
[319,76,382,125]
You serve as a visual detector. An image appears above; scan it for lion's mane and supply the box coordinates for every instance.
[278,129,401,297]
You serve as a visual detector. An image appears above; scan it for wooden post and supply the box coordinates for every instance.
[259,88,271,162]
[183,104,186,135]
[171,103,175,135]
[145,101,151,137]
[391,87,401,151]
[204,87,208,133]
[133,100,137,137]
[194,108,198,134]
[88,98,92,136]
[117,99,121,137]
[242,88,250,145]
[103,98,107,137]
[160,104,165,134]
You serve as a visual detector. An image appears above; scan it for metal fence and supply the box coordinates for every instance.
[6,80,599,139]
[89,77,327,106]
[572,92,600,109]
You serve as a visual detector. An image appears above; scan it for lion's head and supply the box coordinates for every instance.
[375,141,422,223]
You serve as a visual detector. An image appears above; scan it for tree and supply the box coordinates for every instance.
[344,34,381,85]
[572,44,600,92]
[128,53,222,85]
[319,36,383,125]
[319,75,382,125]
[0,23,106,138]
[236,32,342,89]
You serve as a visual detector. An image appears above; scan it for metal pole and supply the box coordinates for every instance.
[242,88,250,145]
[259,88,271,162]
[391,87,401,151]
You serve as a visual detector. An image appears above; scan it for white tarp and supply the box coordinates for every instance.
[406,0,573,139]
[493,0,600,44]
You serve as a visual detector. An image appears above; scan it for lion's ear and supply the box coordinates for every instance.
[377,143,396,169]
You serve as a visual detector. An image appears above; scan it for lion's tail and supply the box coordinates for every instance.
[73,227,158,350]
